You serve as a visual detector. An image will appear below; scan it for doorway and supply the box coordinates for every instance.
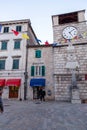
[9,86,19,98]
[33,87,39,99]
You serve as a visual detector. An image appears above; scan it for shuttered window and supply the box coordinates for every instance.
[12,59,19,69]
[0,60,5,70]
[35,50,41,58]
[31,65,45,76]
[1,41,7,50]
[3,27,9,33]
[14,40,20,49]
[16,26,21,32]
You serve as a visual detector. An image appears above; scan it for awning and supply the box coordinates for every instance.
[30,78,45,87]
[6,79,21,86]
[0,79,5,87]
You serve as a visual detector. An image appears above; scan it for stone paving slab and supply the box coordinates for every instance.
[0,100,87,130]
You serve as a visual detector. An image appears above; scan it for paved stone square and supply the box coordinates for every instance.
[0,100,87,130]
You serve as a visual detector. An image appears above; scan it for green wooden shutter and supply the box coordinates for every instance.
[14,41,20,49]
[38,50,41,58]
[42,66,45,76]
[0,60,5,70]
[13,59,19,69]
[35,50,41,58]
[31,66,34,76]
[1,41,7,50]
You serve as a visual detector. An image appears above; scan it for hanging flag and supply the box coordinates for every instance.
[45,41,49,45]
[22,34,30,39]
[83,32,87,37]
[61,39,65,43]
[36,38,42,43]
[52,42,61,47]
[64,39,67,43]
[0,25,2,32]
[74,36,78,40]
[78,34,83,39]
[71,38,74,42]
[11,29,19,36]
[68,39,71,42]
[52,42,57,47]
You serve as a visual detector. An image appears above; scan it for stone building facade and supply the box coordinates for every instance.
[0,19,39,100]
[27,45,55,100]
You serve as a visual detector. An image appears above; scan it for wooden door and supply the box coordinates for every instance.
[9,86,19,98]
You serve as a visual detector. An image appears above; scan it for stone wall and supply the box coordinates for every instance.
[53,43,87,101]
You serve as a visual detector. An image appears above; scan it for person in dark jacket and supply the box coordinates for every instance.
[39,88,46,101]
[38,88,43,101]
[42,88,46,101]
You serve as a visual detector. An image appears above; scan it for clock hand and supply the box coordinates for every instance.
[69,31,73,36]
[69,29,74,33]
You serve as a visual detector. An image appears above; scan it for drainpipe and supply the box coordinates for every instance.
[24,42,29,100]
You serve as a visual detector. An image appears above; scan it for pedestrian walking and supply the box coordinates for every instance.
[42,88,46,101]
[0,88,4,113]
[38,87,46,101]
[38,87,43,101]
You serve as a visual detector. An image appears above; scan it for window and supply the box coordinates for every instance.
[35,50,41,58]
[3,27,9,33]
[12,59,19,69]
[0,60,5,70]
[14,40,21,49]
[59,12,78,24]
[16,26,21,32]
[31,65,45,76]
[35,66,42,76]
[1,41,7,50]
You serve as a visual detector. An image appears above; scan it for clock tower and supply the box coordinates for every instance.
[52,10,87,102]
[52,10,87,44]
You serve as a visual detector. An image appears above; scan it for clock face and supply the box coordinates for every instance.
[62,26,78,40]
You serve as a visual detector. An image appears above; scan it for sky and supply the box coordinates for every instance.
[0,0,87,44]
